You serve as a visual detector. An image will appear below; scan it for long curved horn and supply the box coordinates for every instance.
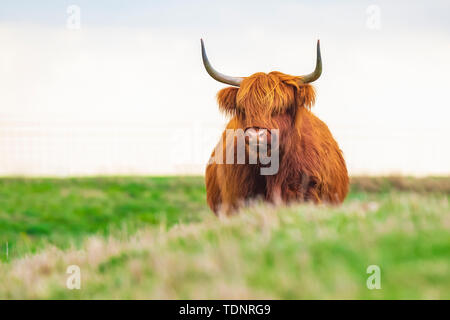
[298,40,322,84]
[201,39,243,87]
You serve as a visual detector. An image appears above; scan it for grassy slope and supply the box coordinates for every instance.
[0,177,449,299]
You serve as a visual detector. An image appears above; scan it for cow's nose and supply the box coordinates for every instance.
[245,127,270,144]
[245,128,258,140]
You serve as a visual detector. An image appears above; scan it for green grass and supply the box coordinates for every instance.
[0,176,449,299]
[0,176,208,260]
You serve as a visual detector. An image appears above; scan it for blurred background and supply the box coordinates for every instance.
[1,1,450,300]
[1,0,449,177]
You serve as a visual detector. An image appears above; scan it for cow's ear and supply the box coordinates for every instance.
[295,84,316,110]
[217,87,238,116]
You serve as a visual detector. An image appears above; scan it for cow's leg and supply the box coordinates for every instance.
[266,172,321,204]
[215,164,264,216]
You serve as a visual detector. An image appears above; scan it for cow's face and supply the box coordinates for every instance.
[201,39,321,163]
[217,72,316,155]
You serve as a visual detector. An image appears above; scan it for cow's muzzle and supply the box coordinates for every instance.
[244,127,272,146]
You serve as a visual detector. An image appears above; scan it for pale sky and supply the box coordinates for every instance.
[0,0,449,176]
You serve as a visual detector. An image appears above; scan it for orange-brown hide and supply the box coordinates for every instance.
[205,71,349,215]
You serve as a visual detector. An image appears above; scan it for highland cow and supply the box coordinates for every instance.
[202,39,349,215]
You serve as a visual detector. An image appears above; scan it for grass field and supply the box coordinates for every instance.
[0,176,449,299]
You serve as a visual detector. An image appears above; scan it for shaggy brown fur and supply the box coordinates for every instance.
[206,71,349,215]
